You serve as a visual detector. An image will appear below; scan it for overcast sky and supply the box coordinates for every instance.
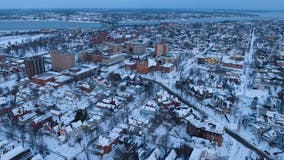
[0,0,283,10]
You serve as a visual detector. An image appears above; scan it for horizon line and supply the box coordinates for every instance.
[0,8,283,12]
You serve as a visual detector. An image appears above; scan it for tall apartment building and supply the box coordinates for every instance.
[50,50,75,72]
[154,43,169,56]
[125,41,147,54]
[107,43,123,54]
[24,56,45,78]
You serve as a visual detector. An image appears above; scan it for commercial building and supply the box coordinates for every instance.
[50,50,75,72]
[101,54,125,66]
[32,71,60,85]
[24,56,45,78]
[67,64,98,81]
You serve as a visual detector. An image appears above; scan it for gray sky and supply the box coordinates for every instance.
[0,0,283,10]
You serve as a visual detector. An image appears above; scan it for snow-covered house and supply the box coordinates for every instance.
[95,127,123,155]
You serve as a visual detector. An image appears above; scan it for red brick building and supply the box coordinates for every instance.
[32,71,60,85]
[187,122,222,146]
[160,63,175,73]
[136,59,159,74]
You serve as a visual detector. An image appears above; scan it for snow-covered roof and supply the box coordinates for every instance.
[161,63,174,68]
[32,113,51,124]
[124,60,136,65]
[147,58,157,68]
[55,75,73,83]
[97,102,116,109]
[71,120,82,129]
[165,149,177,160]
[12,102,34,116]
[65,125,73,134]
[188,148,204,160]
[1,146,26,160]
[222,55,244,65]
[141,105,157,113]
[90,114,102,121]
[0,139,9,148]
[33,71,60,80]
[31,154,44,160]
[147,148,163,160]
[0,96,9,105]
[18,112,37,122]
[97,135,111,147]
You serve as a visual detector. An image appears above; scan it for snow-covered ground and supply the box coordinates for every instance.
[0,34,47,48]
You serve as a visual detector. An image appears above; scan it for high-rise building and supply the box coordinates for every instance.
[125,41,147,55]
[154,43,169,56]
[107,43,123,54]
[24,56,45,78]
[50,50,75,72]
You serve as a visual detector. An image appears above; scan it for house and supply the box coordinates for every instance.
[31,154,44,160]
[71,120,83,135]
[146,148,165,160]
[209,94,233,113]
[188,148,204,160]
[165,149,177,160]
[1,146,32,160]
[18,112,37,124]
[95,127,123,155]
[140,105,157,116]
[87,114,103,127]
[160,63,175,73]
[32,113,52,130]
[96,102,116,110]
[12,103,33,118]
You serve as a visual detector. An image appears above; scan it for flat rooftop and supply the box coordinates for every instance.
[33,71,60,80]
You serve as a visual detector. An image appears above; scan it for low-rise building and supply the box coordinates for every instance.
[101,54,125,66]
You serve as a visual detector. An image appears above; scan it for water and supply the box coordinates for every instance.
[254,11,284,19]
[0,20,103,31]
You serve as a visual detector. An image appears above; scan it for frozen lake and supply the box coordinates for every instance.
[0,20,103,31]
